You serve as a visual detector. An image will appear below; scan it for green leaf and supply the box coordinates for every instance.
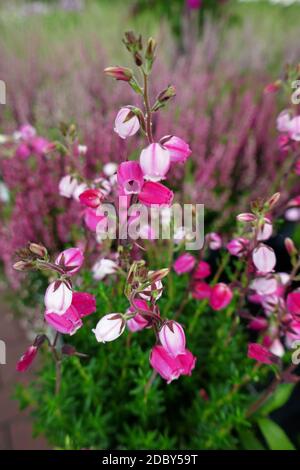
[239,429,265,450]
[259,383,294,416]
[257,418,295,450]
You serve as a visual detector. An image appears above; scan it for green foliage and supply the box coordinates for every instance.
[14,269,295,450]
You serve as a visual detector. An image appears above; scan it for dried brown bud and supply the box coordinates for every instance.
[134,52,143,67]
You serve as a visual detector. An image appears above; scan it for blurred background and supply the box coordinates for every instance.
[1,0,300,450]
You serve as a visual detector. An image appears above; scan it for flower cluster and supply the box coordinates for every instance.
[14,243,96,373]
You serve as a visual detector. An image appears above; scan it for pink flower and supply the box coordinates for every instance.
[16,142,31,159]
[140,143,170,182]
[247,343,279,365]
[138,181,174,206]
[93,313,125,343]
[16,345,38,372]
[192,281,211,300]
[79,189,104,208]
[59,175,78,198]
[226,237,249,257]
[206,232,222,250]
[127,299,150,332]
[19,124,36,141]
[45,305,83,335]
[149,346,196,383]
[55,247,84,275]
[84,208,107,232]
[114,107,140,139]
[117,161,144,195]
[250,276,277,296]
[71,292,96,317]
[264,81,281,94]
[176,349,196,376]
[210,283,233,310]
[288,116,300,141]
[45,291,96,335]
[278,134,291,153]
[186,0,202,9]
[277,110,291,133]
[173,253,196,275]
[161,135,192,163]
[285,317,300,348]
[257,219,273,241]
[149,345,182,384]
[287,290,300,320]
[252,243,276,273]
[193,261,211,279]
[248,317,268,331]
[30,136,51,155]
[44,281,73,315]
[159,321,186,357]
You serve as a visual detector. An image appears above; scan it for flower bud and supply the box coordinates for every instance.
[285,237,297,256]
[210,283,233,310]
[161,135,192,164]
[114,107,140,139]
[79,188,104,209]
[140,143,170,182]
[252,243,276,273]
[152,86,176,111]
[93,314,125,343]
[29,243,47,258]
[55,248,84,275]
[193,261,211,279]
[173,253,196,275]
[159,321,186,357]
[226,238,249,257]
[192,281,211,300]
[206,232,222,250]
[147,268,169,283]
[247,343,279,365]
[126,299,150,333]
[236,212,256,222]
[16,345,38,372]
[44,281,73,315]
[266,192,281,209]
[104,66,133,82]
[13,260,35,271]
[145,37,157,61]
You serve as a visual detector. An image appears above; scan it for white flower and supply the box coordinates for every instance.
[92,259,118,280]
[93,314,125,343]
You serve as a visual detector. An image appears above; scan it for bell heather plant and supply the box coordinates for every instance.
[3,34,300,450]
